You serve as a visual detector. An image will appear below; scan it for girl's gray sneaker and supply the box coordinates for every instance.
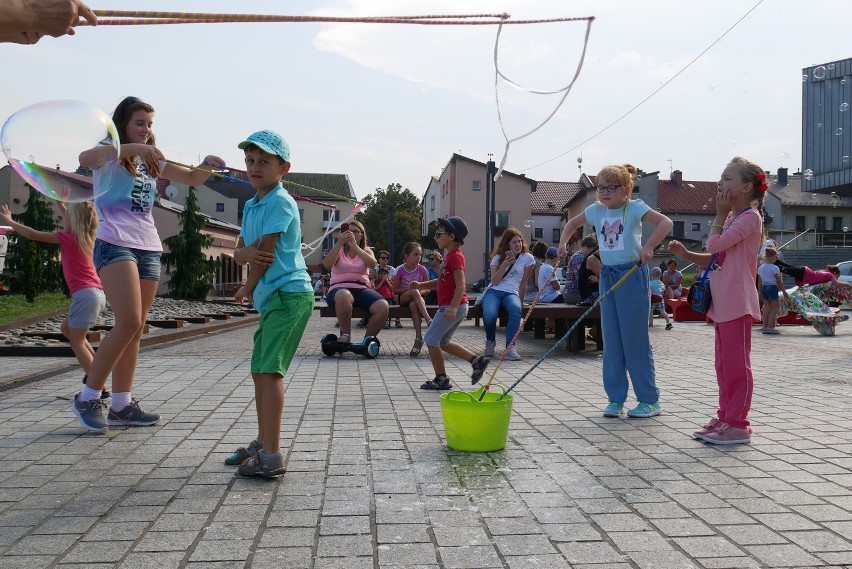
[238,450,287,478]
[225,439,263,466]
[107,400,160,426]
[71,393,108,431]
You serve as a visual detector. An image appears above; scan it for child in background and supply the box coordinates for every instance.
[757,247,788,334]
[669,156,766,445]
[373,250,401,328]
[0,201,107,394]
[774,261,852,290]
[423,251,442,305]
[537,247,564,303]
[410,217,489,390]
[373,267,394,303]
[649,267,673,330]
[228,130,315,477]
[557,163,673,419]
[393,241,432,357]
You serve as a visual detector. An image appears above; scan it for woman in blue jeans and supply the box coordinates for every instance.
[481,228,535,361]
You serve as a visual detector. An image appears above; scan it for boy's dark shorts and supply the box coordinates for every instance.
[326,286,386,311]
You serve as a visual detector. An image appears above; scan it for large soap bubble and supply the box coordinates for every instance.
[1,100,119,202]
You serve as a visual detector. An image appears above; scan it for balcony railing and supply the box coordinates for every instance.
[815,231,852,248]
[768,229,852,249]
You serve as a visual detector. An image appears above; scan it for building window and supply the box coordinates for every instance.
[795,215,806,231]
[673,221,684,238]
[299,209,304,223]
[323,209,340,222]
[691,222,701,232]
[534,228,543,239]
[430,195,435,211]
[552,228,560,243]
[832,217,842,232]
[472,180,482,191]
[495,211,509,229]
[216,203,224,212]
[816,216,826,231]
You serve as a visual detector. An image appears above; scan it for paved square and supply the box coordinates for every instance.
[0,311,850,568]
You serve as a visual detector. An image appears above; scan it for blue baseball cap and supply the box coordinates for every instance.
[546,246,558,258]
[238,130,290,162]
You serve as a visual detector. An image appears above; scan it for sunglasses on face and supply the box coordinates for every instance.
[434,231,447,238]
[379,256,389,260]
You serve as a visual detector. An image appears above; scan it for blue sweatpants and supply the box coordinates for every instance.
[599,262,659,404]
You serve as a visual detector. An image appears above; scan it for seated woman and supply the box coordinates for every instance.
[524,241,549,303]
[423,251,442,305]
[323,221,389,343]
[663,259,683,299]
[481,227,536,361]
[562,235,598,304]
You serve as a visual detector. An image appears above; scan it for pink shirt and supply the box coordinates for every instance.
[56,231,102,295]
[797,267,833,287]
[329,249,372,289]
[394,263,429,290]
[705,208,762,323]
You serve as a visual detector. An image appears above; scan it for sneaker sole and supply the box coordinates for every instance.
[239,466,287,478]
[701,437,751,445]
[627,411,662,418]
[602,411,623,418]
[70,401,108,432]
[107,417,160,427]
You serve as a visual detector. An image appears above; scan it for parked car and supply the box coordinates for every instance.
[838,260,852,284]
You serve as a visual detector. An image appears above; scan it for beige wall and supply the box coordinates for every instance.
[166,183,240,225]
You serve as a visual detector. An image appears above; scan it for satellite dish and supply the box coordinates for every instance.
[165,184,178,199]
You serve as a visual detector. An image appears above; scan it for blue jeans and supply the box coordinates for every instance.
[600,262,658,404]
[481,288,522,346]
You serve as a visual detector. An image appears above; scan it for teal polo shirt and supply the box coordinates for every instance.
[240,183,312,313]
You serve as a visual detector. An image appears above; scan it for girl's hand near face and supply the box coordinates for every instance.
[716,188,733,216]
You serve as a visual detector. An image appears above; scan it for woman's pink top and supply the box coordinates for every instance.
[705,208,762,323]
[329,249,371,289]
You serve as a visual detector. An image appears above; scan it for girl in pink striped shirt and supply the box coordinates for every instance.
[668,156,765,445]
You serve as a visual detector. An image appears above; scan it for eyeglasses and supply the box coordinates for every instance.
[596,184,622,194]
[350,229,363,234]
[434,231,448,238]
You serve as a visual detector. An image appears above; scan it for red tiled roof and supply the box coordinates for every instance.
[532,181,582,214]
[657,180,718,215]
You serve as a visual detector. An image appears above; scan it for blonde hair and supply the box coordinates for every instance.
[596,163,638,200]
[728,156,766,214]
[67,201,98,257]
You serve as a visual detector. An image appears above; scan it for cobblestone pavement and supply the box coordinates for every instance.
[0,312,851,568]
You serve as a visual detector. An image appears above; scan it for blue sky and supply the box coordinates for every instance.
[1,0,850,200]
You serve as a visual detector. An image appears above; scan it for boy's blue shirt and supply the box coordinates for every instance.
[584,198,651,266]
[240,183,312,313]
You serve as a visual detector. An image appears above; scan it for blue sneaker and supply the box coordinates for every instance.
[627,402,662,418]
[602,402,624,418]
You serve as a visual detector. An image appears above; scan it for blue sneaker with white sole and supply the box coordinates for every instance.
[627,402,662,418]
[602,402,624,418]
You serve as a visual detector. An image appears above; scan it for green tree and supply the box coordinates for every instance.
[7,186,62,302]
[356,183,423,262]
[162,186,215,300]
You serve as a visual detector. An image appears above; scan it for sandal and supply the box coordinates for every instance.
[338,333,351,344]
[409,338,424,357]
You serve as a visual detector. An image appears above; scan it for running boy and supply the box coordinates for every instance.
[410,216,489,390]
[226,130,314,477]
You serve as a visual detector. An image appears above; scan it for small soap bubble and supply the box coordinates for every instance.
[828,63,835,71]
[811,193,817,198]
[804,169,814,180]
[1,100,119,202]
[802,74,808,82]
[523,219,533,228]
[842,77,847,85]
[702,204,708,210]
[837,128,844,136]
[841,103,849,112]
[817,123,822,128]
[780,151,790,160]
[844,227,849,232]
[813,66,827,80]
[843,155,850,163]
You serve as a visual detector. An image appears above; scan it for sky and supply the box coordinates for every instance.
[1,0,851,202]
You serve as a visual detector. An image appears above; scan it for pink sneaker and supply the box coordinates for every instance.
[692,417,720,439]
[701,422,752,445]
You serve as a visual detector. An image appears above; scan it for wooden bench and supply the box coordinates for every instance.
[319,303,602,353]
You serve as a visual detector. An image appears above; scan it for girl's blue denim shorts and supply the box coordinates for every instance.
[93,239,162,281]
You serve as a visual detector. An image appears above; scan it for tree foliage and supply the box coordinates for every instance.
[162,186,215,300]
[355,183,423,263]
[7,186,62,302]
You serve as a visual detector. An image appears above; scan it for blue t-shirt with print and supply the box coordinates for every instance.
[583,199,651,266]
[240,184,312,313]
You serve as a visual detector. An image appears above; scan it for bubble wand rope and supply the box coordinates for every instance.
[477,256,562,401]
[219,166,343,209]
[496,262,641,401]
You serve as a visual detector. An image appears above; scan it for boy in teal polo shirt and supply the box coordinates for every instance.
[226,130,314,478]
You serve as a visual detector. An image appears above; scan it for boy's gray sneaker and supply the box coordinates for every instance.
[72,393,108,431]
[238,450,287,478]
[470,356,490,385]
[225,439,263,466]
[107,400,160,427]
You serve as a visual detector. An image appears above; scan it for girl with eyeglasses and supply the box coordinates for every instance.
[557,163,673,420]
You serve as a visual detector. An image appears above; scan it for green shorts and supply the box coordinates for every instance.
[251,291,314,376]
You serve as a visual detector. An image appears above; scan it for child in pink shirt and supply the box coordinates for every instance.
[669,156,766,445]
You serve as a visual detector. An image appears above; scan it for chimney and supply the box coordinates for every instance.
[777,167,788,186]
[671,170,682,187]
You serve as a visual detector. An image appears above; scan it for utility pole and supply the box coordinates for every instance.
[484,154,497,278]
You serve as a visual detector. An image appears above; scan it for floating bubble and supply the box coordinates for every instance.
[780,151,790,160]
[837,128,844,136]
[842,77,848,85]
[844,227,849,232]
[841,103,849,112]
[817,123,822,128]
[523,219,533,228]
[804,169,814,180]
[811,193,817,198]
[843,155,850,163]
[702,204,708,210]
[1,100,119,202]
[802,74,808,82]
[813,66,827,80]
[828,63,835,71]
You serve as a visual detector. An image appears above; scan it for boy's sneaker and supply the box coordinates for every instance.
[484,340,495,357]
[692,417,720,439]
[225,439,263,466]
[107,400,160,427]
[701,422,751,445]
[627,402,662,418]
[238,450,287,478]
[420,375,451,390]
[505,346,522,361]
[71,393,108,432]
[470,356,491,385]
[665,322,673,330]
[602,402,624,418]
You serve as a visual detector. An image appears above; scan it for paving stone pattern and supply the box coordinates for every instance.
[0,312,851,568]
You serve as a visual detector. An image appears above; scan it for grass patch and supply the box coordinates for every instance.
[0,292,70,326]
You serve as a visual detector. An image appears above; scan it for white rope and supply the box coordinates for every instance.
[299,204,363,255]
[493,18,593,180]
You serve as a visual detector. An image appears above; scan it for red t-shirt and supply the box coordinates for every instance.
[56,231,102,295]
[373,277,394,299]
[437,248,468,306]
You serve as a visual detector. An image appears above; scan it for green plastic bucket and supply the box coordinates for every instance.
[440,386,513,452]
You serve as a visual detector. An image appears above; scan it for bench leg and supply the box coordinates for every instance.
[533,319,546,339]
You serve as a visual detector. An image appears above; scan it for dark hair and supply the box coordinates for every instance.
[110,96,162,178]
[242,143,287,165]
[827,265,840,276]
[377,267,388,274]
[580,235,597,248]
[402,242,422,257]
[763,247,777,258]
[530,241,549,259]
